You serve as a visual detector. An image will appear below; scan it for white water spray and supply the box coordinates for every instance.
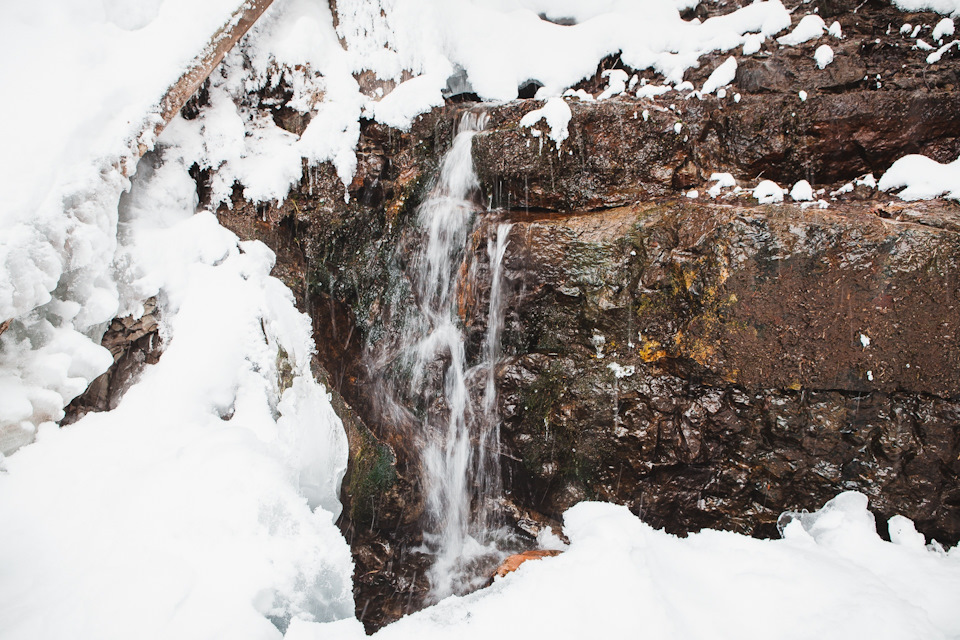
[387,113,515,598]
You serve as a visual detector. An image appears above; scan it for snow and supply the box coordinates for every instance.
[708,172,737,197]
[777,14,826,46]
[701,56,737,94]
[754,180,785,204]
[743,33,764,54]
[926,39,960,62]
[828,21,843,38]
[0,138,353,638]
[933,17,956,40]
[292,493,960,640]
[878,153,960,200]
[893,0,960,17]
[790,180,815,201]
[0,0,264,454]
[856,173,877,188]
[520,98,573,150]
[815,44,835,68]
[597,69,630,100]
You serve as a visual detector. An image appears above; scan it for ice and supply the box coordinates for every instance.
[753,180,785,204]
[878,153,960,200]
[790,180,814,201]
[777,14,826,46]
[701,56,737,94]
[815,44,835,68]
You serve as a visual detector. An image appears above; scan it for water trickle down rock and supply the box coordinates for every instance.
[371,112,517,599]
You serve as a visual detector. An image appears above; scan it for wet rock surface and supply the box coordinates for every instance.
[488,200,960,543]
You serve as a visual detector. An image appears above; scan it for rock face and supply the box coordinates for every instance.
[159,0,960,629]
[487,199,960,542]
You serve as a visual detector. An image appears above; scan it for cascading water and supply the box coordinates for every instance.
[378,112,515,599]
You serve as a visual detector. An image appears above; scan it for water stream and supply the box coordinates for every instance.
[380,112,515,598]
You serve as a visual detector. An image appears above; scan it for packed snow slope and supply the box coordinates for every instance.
[2,0,960,638]
[288,494,960,640]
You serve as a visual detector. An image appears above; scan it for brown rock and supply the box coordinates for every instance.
[495,549,563,578]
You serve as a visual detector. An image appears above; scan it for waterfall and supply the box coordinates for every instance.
[380,112,515,598]
[475,222,513,536]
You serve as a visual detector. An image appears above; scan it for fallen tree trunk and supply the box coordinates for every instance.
[134,0,275,160]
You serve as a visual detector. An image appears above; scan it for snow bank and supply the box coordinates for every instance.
[0,136,353,639]
[290,492,960,640]
[878,153,960,200]
[332,0,791,101]
[0,0,251,453]
[893,0,960,17]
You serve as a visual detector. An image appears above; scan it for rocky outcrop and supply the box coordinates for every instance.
[64,299,162,421]
[163,0,960,628]
[486,199,960,542]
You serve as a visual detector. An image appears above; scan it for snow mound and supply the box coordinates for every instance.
[878,153,960,200]
[815,44,835,68]
[933,17,956,40]
[292,492,960,640]
[701,56,737,94]
[777,14,825,46]
[893,0,960,17]
[790,180,815,201]
[520,98,573,150]
[754,180,785,204]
